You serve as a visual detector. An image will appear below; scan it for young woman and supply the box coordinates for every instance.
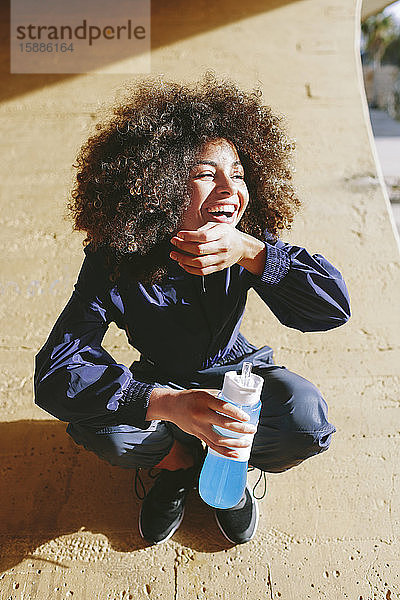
[34,73,350,545]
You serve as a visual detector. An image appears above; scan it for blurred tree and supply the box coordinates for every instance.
[362,13,398,68]
[382,36,400,67]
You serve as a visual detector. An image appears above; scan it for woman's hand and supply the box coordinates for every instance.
[170,222,244,275]
[170,222,266,276]
[147,387,257,459]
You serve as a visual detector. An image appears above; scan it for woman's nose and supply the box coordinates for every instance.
[215,172,236,195]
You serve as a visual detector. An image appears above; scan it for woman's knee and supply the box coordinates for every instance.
[287,379,332,435]
[250,367,336,472]
[250,426,335,473]
[257,367,333,435]
[66,422,174,469]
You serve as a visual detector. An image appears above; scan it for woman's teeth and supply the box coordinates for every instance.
[207,204,236,217]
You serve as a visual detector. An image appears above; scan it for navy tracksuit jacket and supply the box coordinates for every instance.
[34,237,351,430]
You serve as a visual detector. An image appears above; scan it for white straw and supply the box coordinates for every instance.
[241,362,252,386]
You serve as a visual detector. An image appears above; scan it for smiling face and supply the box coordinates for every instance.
[181,138,249,231]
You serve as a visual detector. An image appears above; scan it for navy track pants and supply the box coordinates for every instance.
[66,349,336,473]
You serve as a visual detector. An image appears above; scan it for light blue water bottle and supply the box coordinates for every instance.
[199,362,264,509]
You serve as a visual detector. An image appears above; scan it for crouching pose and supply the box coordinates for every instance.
[34,74,350,545]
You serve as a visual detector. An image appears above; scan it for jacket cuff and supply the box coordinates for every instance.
[260,242,290,285]
[117,379,156,430]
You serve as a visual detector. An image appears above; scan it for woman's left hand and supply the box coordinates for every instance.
[170,222,246,276]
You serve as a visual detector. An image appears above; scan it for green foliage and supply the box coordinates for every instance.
[361,13,398,66]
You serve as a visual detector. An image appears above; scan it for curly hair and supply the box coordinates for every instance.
[69,72,300,283]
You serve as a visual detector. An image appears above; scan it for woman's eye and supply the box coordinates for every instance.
[194,172,214,179]
[192,171,244,180]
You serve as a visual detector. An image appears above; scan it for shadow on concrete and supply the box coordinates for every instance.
[1,0,301,104]
[0,420,232,572]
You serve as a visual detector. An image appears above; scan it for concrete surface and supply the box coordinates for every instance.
[1,1,400,599]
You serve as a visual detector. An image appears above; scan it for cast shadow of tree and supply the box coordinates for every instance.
[0,420,233,572]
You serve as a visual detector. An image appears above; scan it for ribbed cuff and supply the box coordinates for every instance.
[117,379,156,430]
[260,242,290,285]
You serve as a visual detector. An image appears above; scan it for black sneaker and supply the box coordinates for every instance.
[138,466,197,544]
[214,486,259,545]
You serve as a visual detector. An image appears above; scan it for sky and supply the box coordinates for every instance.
[384,0,400,21]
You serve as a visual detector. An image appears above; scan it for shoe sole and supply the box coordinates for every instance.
[214,494,259,545]
[138,506,185,545]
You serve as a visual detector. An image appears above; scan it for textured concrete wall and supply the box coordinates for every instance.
[1,0,400,598]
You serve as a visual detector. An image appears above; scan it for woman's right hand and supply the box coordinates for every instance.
[147,387,257,459]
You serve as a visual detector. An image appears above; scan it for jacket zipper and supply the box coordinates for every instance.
[198,274,212,367]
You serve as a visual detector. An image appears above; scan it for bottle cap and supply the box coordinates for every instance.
[221,370,264,406]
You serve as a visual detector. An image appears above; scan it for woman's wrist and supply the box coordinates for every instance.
[237,232,266,276]
[146,387,179,422]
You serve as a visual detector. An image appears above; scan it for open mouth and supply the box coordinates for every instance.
[205,203,238,223]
